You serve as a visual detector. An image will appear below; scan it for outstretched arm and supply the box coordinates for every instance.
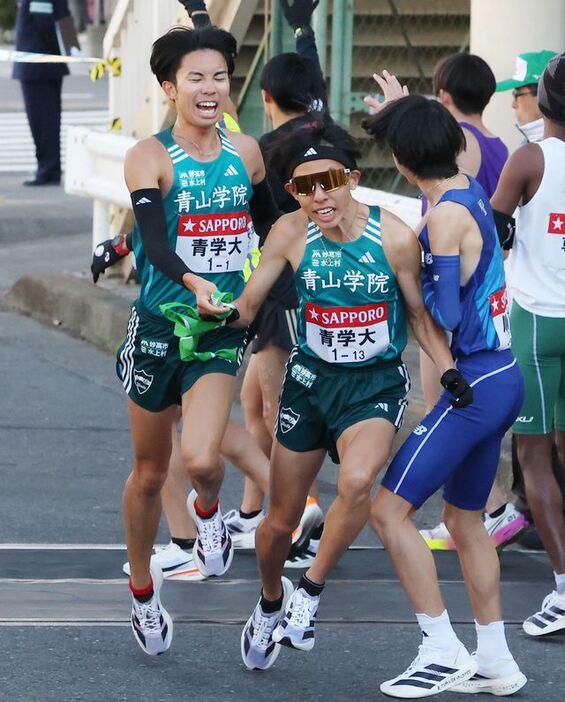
[178,0,210,28]
[231,218,292,327]
[281,0,328,108]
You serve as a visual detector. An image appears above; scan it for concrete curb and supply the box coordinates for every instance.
[2,273,131,354]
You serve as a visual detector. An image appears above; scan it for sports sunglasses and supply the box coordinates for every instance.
[290,168,351,196]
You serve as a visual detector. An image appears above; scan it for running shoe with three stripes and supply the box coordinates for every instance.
[272,586,319,651]
[130,565,173,656]
[241,576,294,670]
[451,653,527,695]
[523,589,565,636]
[187,490,234,578]
[380,641,477,698]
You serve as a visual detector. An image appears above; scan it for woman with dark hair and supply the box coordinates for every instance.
[363,85,527,697]
[218,122,470,673]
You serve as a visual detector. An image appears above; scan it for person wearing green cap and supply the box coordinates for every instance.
[491,51,565,639]
[497,50,558,144]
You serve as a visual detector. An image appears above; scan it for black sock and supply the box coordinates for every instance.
[171,537,196,551]
[299,574,324,597]
[133,590,154,603]
[488,504,507,518]
[310,523,324,540]
[260,590,284,613]
[240,509,262,519]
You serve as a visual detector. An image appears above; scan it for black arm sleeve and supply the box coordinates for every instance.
[493,209,516,250]
[131,188,191,285]
[125,230,133,251]
[249,179,282,246]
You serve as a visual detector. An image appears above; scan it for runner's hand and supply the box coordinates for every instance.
[280,0,320,29]
[440,369,473,408]
[364,70,409,113]
[90,236,129,283]
[183,274,229,317]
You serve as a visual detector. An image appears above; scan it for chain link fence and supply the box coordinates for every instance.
[347,0,470,193]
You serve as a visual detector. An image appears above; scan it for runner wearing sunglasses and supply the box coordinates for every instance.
[205,122,470,671]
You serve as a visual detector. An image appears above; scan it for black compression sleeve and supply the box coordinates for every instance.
[493,209,516,250]
[131,188,191,285]
[249,178,282,246]
[125,230,133,251]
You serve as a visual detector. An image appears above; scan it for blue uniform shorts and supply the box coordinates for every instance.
[381,349,524,511]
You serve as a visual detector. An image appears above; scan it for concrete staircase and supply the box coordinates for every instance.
[236,0,470,193]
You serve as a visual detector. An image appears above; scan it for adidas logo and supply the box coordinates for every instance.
[358,252,376,263]
[136,196,152,205]
[303,147,318,157]
[224,164,239,177]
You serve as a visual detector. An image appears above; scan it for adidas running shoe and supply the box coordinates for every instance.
[240,576,294,670]
[272,586,319,651]
[123,541,205,581]
[285,530,321,569]
[187,490,233,577]
[380,641,476,698]
[224,508,265,549]
[451,653,527,695]
[523,590,565,636]
[292,496,323,550]
[130,565,173,656]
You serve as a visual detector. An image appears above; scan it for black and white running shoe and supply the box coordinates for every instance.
[380,641,477,698]
[272,586,319,651]
[451,653,527,695]
[224,508,265,549]
[523,590,565,636]
[241,576,294,670]
[130,565,173,656]
[187,490,234,577]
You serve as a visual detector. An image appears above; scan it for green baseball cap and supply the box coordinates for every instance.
[496,50,558,91]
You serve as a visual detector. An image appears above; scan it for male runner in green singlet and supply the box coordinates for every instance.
[206,123,471,671]
[118,25,278,656]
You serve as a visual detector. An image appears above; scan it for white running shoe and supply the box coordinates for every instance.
[292,497,323,549]
[284,535,320,569]
[187,490,234,577]
[223,509,265,549]
[380,641,477,698]
[483,504,529,551]
[272,587,319,651]
[240,576,294,670]
[130,565,173,656]
[123,542,206,581]
[523,590,565,636]
[419,522,456,551]
[451,654,527,695]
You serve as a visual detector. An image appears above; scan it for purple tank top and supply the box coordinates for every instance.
[421,121,508,214]
[458,122,508,198]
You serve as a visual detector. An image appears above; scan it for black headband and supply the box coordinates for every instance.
[538,53,565,126]
[286,143,358,182]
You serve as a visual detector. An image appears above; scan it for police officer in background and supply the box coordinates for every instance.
[13,0,72,186]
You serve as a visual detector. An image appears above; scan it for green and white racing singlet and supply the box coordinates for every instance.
[133,128,254,316]
[295,206,407,366]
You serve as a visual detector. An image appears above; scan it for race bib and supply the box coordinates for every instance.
[489,286,511,350]
[175,211,251,274]
[305,302,390,364]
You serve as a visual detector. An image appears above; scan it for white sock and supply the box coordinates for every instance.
[475,620,511,666]
[415,610,459,650]
[554,571,565,596]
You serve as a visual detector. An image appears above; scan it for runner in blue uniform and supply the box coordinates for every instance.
[119,25,278,656]
[210,122,470,674]
[364,87,527,698]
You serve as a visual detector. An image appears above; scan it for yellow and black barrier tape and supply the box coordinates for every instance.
[0,50,121,81]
